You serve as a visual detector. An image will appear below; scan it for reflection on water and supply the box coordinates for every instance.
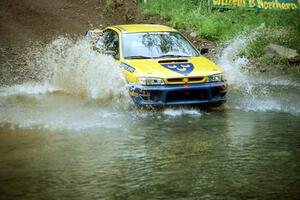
[0,110,300,199]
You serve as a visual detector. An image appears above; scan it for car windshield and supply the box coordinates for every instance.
[122,32,199,59]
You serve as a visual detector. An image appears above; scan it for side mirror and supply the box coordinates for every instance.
[197,47,209,55]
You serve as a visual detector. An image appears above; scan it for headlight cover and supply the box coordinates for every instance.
[138,77,165,86]
[206,73,225,82]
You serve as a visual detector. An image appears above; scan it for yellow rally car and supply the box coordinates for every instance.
[85,24,227,106]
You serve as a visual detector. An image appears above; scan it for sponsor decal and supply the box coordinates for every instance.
[209,0,299,10]
[161,63,194,76]
[121,62,135,73]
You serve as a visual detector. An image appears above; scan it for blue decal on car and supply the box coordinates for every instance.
[161,63,194,76]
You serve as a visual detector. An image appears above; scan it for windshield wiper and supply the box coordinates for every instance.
[155,54,190,59]
[124,55,153,59]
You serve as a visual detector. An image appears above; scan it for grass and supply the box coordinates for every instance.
[241,27,299,63]
[139,0,300,65]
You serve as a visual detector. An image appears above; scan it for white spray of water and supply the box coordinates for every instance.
[217,25,264,92]
[163,108,202,117]
[1,37,130,104]
[0,82,59,97]
[217,25,300,115]
[40,37,129,101]
[0,37,133,130]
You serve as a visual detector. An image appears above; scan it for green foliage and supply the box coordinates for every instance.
[141,0,299,41]
[242,27,300,65]
[140,0,299,65]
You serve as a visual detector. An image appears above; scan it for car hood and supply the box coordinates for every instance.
[123,56,222,78]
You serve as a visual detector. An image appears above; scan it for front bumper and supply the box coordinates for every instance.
[128,82,227,106]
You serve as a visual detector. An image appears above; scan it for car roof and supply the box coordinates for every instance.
[110,24,177,33]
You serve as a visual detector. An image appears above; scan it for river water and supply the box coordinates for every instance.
[0,36,299,199]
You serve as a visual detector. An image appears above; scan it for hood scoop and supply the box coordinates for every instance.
[158,59,188,64]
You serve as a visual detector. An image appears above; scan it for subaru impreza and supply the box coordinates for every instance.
[85,24,227,106]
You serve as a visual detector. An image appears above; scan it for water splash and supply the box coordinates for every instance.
[41,37,129,102]
[2,37,130,103]
[0,37,134,130]
[217,25,265,91]
[218,25,300,115]
[0,82,59,97]
[163,108,202,117]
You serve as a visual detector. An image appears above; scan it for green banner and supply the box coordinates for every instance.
[209,0,299,10]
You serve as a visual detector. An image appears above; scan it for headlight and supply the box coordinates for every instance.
[138,77,165,86]
[206,73,225,82]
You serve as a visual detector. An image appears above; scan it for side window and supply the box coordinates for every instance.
[98,29,120,59]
